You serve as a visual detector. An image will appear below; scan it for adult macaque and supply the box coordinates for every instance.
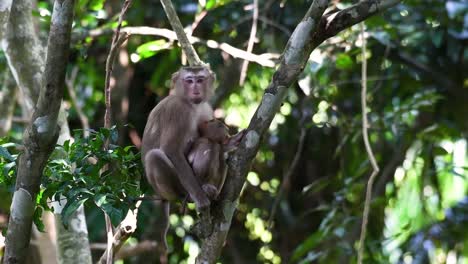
[141,66,217,248]
[188,119,243,200]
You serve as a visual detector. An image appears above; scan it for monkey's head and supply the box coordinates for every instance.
[199,119,229,143]
[172,66,215,104]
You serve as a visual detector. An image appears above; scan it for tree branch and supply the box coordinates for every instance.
[102,1,132,263]
[4,0,76,262]
[159,0,203,66]
[357,23,380,264]
[100,26,279,67]
[65,67,90,136]
[310,0,401,50]
[239,0,258,85]
[98,201,142,264]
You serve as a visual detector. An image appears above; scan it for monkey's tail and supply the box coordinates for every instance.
[162,200,170,250]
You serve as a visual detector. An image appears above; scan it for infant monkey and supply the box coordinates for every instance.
[187,119,234,200]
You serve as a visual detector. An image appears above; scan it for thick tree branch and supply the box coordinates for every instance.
[160,0,203,66]
[3,0,75,262]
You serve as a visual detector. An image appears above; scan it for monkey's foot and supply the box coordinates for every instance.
[191,217,214,238]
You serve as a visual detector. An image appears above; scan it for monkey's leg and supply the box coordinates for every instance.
[145,149,184,201]
[203,143,224,200]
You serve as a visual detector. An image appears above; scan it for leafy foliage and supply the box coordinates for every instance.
[41,127,142,226]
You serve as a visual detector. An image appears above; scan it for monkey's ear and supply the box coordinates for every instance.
[171,70,180,87]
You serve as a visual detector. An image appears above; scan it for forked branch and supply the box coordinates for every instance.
[160,0,203,66]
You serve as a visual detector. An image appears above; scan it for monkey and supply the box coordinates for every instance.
[187,118,235,200]
[141,66,218,250]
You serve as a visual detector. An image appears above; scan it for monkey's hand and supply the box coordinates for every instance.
[191,206,214,239]
[202,183,219,200]
[224,129,246,153]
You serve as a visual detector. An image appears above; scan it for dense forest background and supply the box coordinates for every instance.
[0,0,467,263]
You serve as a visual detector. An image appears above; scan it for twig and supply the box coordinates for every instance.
[102,1,132,263]
[258,16,292,36]
[159,0,203,66]
[239,0,258,85]
[65,67,90,137]
[357,23,380,264]
[98,201,143,264]
[92,240,159,260]
[268,127,307,228]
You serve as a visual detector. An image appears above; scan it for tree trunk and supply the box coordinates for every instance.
[1,0,92,261]
[3,0,76,262]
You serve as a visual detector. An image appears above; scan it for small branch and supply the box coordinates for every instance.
[268,127,307,227]
[159,0,203,66]
[88,26,278,67]
[309,0,401,50]
[65,67,90,137]
[92,240,159,260]
[102,1,132,263]
[357,23,380,264]
[258,16,292,36]
[239,0,258,85]
[98,201,142,264]
[115,240,159,260]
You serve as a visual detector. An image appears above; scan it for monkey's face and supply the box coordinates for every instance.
[172,67,215,103]
[183,74,207,104]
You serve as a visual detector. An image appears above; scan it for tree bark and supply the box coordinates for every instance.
[4,0,76,262]
[1,0,43,113]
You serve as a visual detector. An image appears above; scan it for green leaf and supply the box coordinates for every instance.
[136,40,169,59]
[89,0,104,11]
[0,146,14,161]
[3,162,16,177]
[33,207,45,232]
[433,146,449,156]
[100,202,124,226]
[291,231,324,262]
[335,54,353,70]
[302,178,330,195]
[61,197,89,227]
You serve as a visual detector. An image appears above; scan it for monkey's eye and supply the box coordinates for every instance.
[196,78,204,84]
[185,79,194,84]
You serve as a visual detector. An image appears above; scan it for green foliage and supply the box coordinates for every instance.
[39,126,143,227]
[0,141,17,187]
